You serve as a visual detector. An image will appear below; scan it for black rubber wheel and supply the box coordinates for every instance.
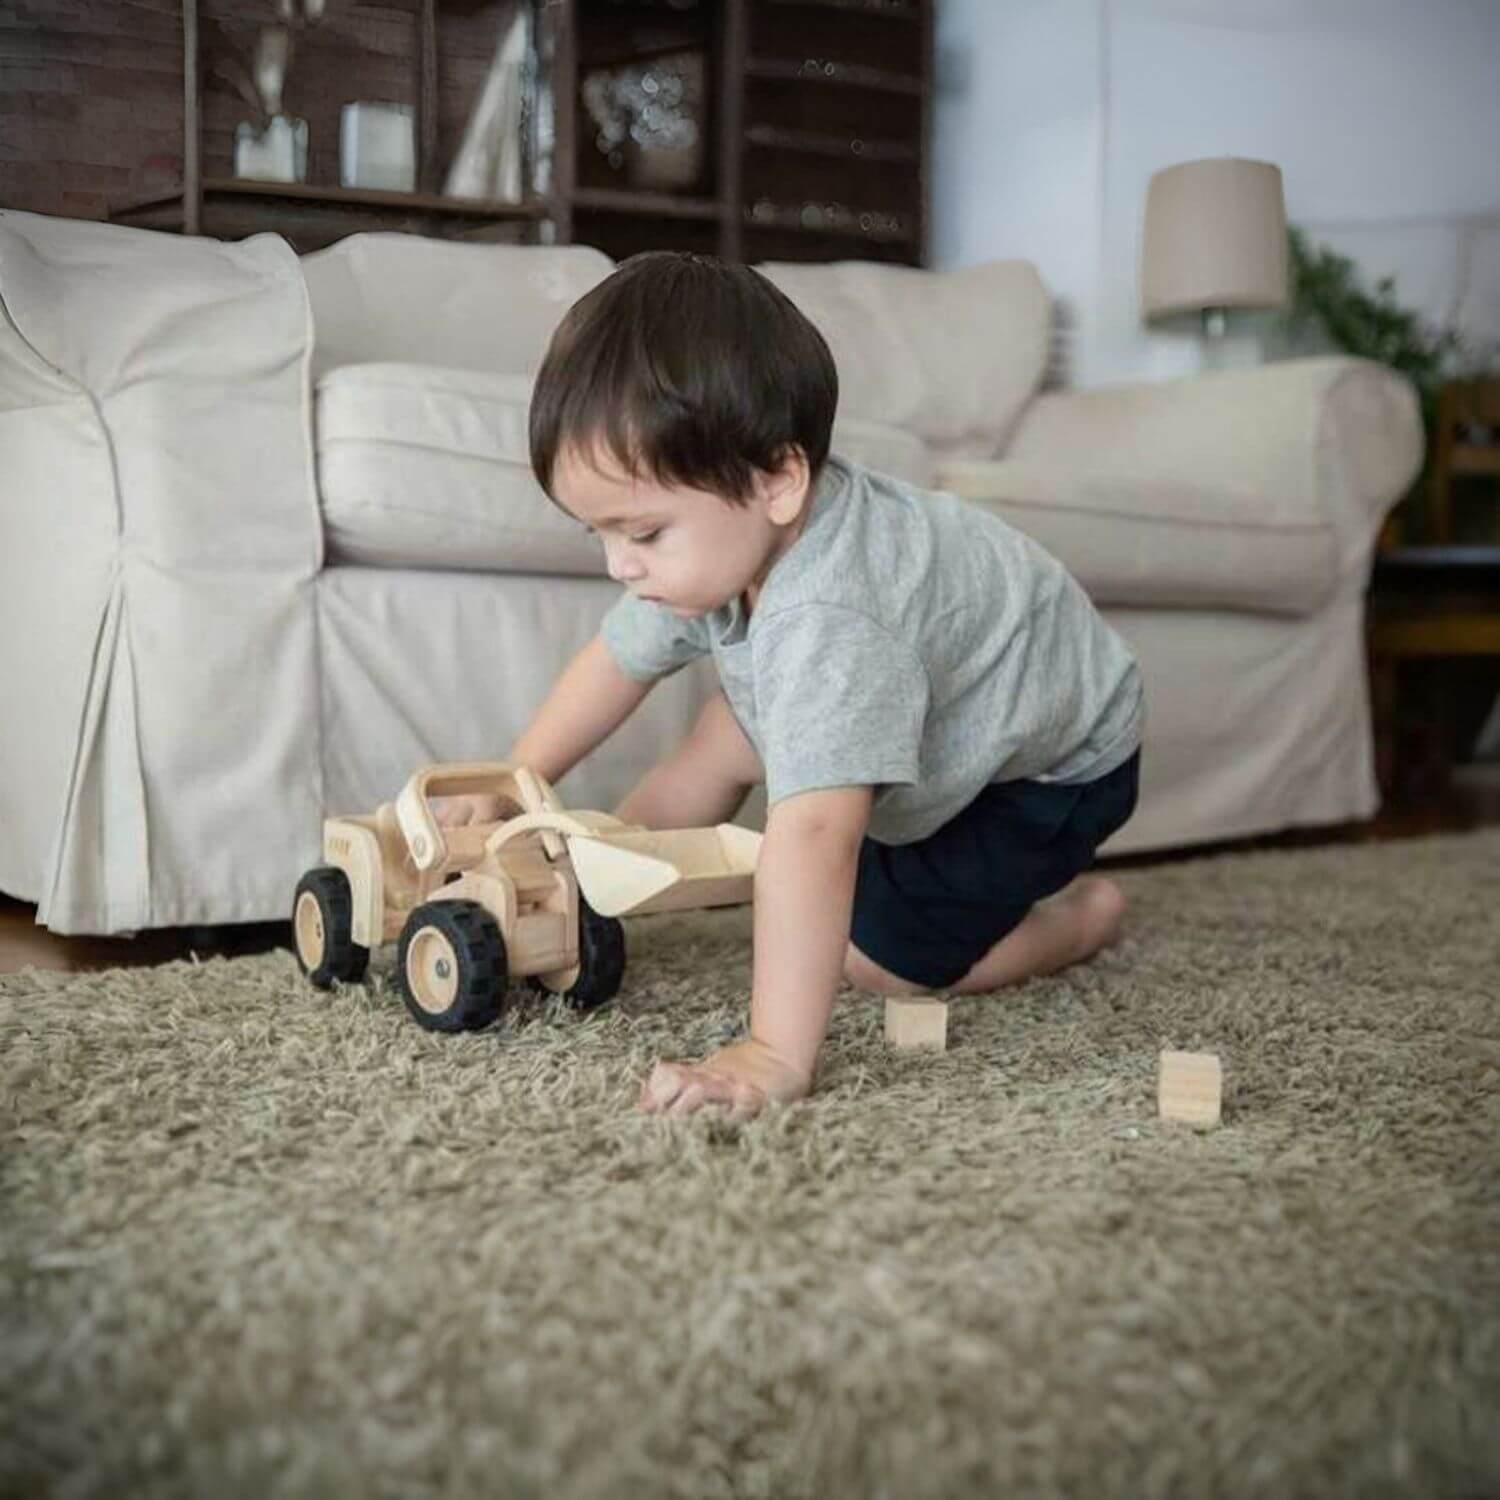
[527,895,626,1012]
[292,867,369,989]
[397,899,508,1033]
[563,896,625,1012]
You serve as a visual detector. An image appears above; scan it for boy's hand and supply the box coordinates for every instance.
[639,787,869,1122]
[431,793,507,828]
[638,1038,810,1120]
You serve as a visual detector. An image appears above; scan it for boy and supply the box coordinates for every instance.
[452,251,1143,1120]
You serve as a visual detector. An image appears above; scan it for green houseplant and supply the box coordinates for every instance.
[1281,226,1497,538]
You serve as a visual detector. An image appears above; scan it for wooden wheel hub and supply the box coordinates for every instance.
[294,890,326,969]
[405,927,460,1014]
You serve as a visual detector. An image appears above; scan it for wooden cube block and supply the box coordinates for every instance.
[1158,1049,1222,1126]
[884,995,948,1052]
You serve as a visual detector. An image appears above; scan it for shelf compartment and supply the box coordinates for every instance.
[743,124,918,164]
[745,58,924,96]
[750,5,925,83]
[744,198,915,244]
[744,74,922,141]
[743,143,919,214]
[575,0,713,73]
[762,0,925,17]
[570,187,722,220]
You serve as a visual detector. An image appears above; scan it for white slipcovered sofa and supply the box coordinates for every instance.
[0,209,1423,934]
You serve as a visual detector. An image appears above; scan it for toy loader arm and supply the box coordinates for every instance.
[566,825,762,917]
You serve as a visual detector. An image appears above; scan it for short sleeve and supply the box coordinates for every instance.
[752,604,929,806]
[600,592,712,683]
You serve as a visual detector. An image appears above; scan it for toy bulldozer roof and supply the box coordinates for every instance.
[393,762,760,918]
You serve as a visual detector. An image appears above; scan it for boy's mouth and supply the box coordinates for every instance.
[633,590,701,618]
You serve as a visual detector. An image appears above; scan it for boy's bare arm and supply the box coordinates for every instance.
[746,786,872,1080]
[640,784,873,1114]
[508,633,653,784]
[435,636,651,825]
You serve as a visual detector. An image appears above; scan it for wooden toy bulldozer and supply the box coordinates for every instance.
[291,762,760,1033]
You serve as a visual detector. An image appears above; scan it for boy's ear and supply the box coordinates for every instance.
[758,447,812,525]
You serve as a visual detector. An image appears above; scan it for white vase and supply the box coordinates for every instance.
[233,115,308,184]
[340,102,416,193]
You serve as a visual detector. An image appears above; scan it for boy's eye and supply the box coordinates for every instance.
[630,529,661,545]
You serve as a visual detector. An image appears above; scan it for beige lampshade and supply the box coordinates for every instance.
[1141,157,1289,321]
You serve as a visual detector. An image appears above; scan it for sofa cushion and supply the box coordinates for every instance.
[758,259,1050,460]
[316,361,934,572]
[937,457,1334,616]
[301,235,1048,465]
[317,362,601,574]
[302,236,616,382]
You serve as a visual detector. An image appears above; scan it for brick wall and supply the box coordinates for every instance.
[1,0,186,221]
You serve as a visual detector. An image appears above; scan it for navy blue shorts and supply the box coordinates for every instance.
[849,751,1141,990]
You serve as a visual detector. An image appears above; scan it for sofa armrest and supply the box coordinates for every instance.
[1003,356,1423,587]
[0,210,323,932]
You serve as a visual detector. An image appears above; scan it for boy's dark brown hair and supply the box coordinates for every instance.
[529,251,838,504]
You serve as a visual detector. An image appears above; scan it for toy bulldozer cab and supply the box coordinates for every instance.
[292,762,759,1034]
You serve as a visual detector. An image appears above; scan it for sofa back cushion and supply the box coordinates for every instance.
[301,235,615,382]
[316,361,935,573]
[758,258,1050,460]
[317,363,599,574]
[303,235,1049,461]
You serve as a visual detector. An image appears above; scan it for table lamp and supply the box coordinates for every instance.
[1141,157,1289,337]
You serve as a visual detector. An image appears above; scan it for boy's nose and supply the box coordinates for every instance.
[604,542,645,582]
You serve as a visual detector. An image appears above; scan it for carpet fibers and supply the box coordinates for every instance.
[3,831,1499,1499]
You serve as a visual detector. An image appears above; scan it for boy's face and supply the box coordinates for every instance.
[553,443,810,617]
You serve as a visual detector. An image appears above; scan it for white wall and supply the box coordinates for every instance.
[932,0,1500,388]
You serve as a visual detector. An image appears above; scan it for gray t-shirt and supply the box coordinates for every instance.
[600,456,1144,845]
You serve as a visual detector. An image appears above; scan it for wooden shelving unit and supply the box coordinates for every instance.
[110,0,932,265]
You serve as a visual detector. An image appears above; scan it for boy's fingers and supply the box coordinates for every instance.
[731,1079,766,1120]
[641,1061,684,1112]
[667,1080,709,1116]
[433,797,473,828]
[641,1062,763,1119]
[675,1070,752,1118]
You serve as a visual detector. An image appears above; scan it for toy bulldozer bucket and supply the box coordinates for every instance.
[566,824,762,918]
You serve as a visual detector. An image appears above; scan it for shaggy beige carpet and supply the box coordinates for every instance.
[3,831,1498,1500]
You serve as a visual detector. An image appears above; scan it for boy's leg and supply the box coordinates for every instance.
[945,875,1126,993]
[844,876,1126,996]
[844,757,1139,998]
[614,691,764,830]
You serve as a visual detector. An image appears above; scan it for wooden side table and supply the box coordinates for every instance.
[1428,378,1500,543]
[1367,546,1500,799]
